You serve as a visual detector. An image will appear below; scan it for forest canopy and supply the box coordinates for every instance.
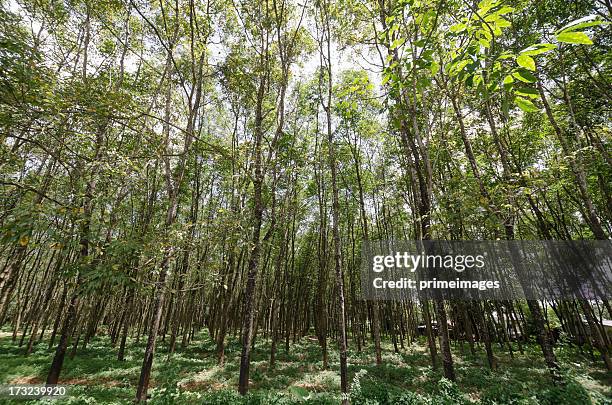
[0,0,611,403]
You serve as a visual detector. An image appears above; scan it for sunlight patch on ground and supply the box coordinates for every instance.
[178,365,229,391]
[9,375,41,384]
[291,369,340,392]
[576,374,611,396]
[380,351,405,365]
[93,366,140,379]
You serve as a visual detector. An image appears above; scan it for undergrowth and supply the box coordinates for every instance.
[0,330,609,404]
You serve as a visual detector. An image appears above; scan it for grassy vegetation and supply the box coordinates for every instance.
[0,330,609,404]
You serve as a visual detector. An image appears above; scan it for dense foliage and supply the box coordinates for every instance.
[0,0,610,402]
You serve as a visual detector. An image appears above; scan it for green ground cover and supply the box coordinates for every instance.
[0,331,609,404]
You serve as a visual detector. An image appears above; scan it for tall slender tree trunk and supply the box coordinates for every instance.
[238,64,268,396]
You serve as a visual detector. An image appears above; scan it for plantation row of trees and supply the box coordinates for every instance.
[0,0,610,401]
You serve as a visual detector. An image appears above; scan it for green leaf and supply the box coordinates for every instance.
[422,49,434,61]
[481,26,493,41]
[513,69,537,83]
[556,31,593,45]
[451,59,470,75]
[485,14,500,23]
[496,6,515,15]
[382,72,391,86]
[497,52,515,60]
[517,54,535,71]
[515,87,539,99]
[450,23,467,33]
[564,20,608,31]
[390,38,405,49]
[502,97,510,118]
[477,6,493,17]
[496,18,511,28]
[430,61,440,76]
[515,97,540,113]
[557,15,608,33]
[389,24,399,36]
[520,43,556,56]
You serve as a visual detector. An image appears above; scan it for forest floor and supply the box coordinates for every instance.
[0,330,610,404]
